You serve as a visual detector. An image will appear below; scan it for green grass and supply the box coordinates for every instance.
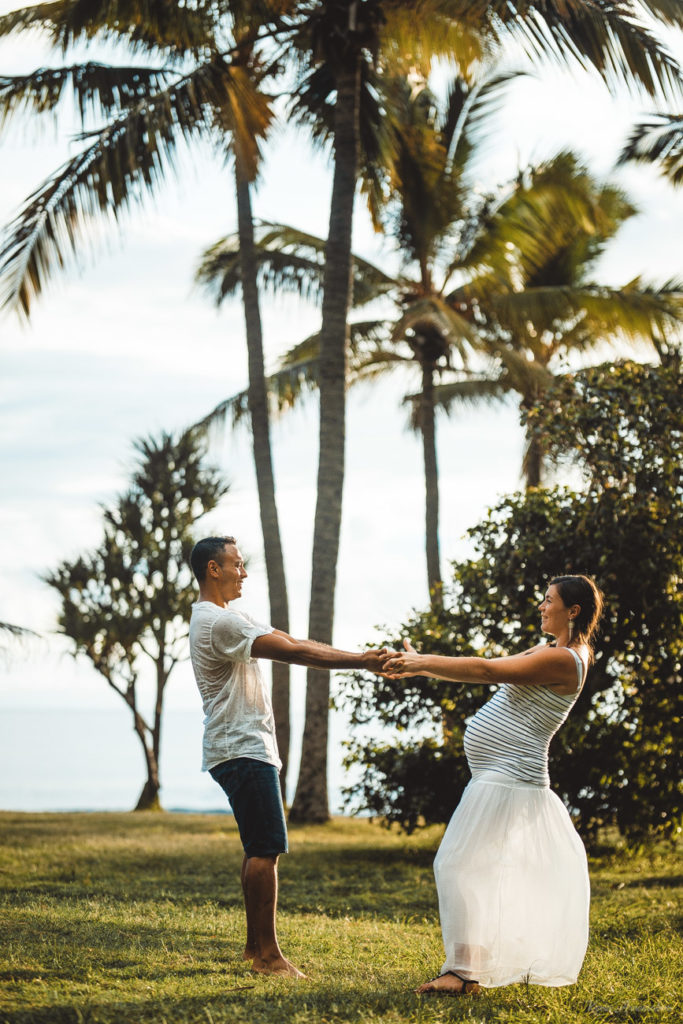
[0,813,680,1024]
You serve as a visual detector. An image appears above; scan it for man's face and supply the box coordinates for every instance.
[210,544,247,604]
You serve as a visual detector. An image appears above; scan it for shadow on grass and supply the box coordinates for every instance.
[620,875,683,890]
[0,979,506,1024]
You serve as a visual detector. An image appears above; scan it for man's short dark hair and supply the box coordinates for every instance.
[190,536,236,582]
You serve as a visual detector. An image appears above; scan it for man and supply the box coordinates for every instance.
[188,535,387,978]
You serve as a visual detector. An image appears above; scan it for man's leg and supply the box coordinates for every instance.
[244,854,304,977]
[210,758,304,977]
[241,854,256,960]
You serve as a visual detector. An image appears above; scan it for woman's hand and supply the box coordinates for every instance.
[380,639,423,677]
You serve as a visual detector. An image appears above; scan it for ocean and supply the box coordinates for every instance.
[0,707,348,814]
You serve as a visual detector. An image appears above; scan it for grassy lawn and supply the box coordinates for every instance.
[0,812,680,1024]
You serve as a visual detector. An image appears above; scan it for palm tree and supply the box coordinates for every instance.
[438,151,683,486]
[196,70,514,604]
[197,145,682,603]
[276,0,485,822]
[619,113,683,186]
[0,0,296,786]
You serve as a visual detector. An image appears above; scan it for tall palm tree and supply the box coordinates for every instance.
[196,70,515,604]
[0,0,296,783]
[197,146,681,602]
[280,0,486,821]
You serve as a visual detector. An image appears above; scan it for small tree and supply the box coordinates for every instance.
[46,430,228,810]
[343,359,683,843]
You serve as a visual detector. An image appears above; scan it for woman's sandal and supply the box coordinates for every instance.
[415,969,481,996]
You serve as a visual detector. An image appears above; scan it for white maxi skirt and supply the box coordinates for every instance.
[434,769,589,988]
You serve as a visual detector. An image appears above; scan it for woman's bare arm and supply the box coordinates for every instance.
[381,642,579,689]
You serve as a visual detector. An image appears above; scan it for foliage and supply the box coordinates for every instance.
[0,811,681,1023]
[45,429,227,809]
[342,359,683,842]
[619,112,683,186]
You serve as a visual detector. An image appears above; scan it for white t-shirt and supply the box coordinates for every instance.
[189,601,280,772]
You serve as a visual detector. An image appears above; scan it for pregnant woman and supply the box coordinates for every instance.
[382,574,603,995]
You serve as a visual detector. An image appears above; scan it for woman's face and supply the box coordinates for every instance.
[538,584,569,637]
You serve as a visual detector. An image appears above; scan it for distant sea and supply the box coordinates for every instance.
[0,708,347,814]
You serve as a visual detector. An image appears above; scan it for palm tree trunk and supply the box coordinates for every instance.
[235,165,291,796]
[419,360,442,605]
[289,56,361,824]
[522,395,544,489]
[524,433,544,488]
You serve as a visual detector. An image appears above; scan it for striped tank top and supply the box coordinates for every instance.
[462,647,585,786]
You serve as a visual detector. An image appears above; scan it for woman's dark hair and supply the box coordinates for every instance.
[190,536,236,582]
[550,574,604,658]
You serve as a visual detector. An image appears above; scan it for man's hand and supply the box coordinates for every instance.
[361,647,396,673]
[379,639,422,677]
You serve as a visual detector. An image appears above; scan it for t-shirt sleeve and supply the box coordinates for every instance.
[210,611,273,664]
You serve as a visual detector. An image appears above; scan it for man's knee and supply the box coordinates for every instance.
[246,854,279,870]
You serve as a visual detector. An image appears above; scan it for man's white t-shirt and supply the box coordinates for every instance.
[189,601,281,772]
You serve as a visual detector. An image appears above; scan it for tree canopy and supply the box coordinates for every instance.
[342,358,683,842]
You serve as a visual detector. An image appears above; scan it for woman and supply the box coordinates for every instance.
[381,574,603,996]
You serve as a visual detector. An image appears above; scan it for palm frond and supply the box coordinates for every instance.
[483,341,556,393]
[264,353,322,414]
[473,1,683,99]
[196,230,326,306]
[0,63,173,128]
[619,113,683,186]
[461,151,636,291]
[488,282,683,348]
[635,1,683,29]
[392,296,480,356]
[350,348,414,385]
[428,375,508,412]
[194,388,250,433]
[348,319,392,350]
[381,2,487,77]
[0,0,221,58]
[445,68,525,169]
[196,221,398,310]
[0,56,273,316]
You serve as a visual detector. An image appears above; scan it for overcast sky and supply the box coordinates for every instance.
[1,8,682,797]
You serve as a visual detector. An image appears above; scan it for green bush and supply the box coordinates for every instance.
[342,360,683,842]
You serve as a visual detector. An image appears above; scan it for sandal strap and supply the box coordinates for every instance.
[442,970,480,989]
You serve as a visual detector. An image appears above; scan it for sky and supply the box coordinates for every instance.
[1,6,682,805]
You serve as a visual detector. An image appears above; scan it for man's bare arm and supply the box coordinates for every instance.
[252,631,388,673]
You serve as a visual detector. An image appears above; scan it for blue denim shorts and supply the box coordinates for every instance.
[209,757,288,858]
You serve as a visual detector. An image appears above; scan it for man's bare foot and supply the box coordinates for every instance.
[252,955,306,978]
[415,971,481,996]
[242,947,256,961]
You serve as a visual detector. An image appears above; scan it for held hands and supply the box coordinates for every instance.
[361,647,394,673]
[380,638,422,677]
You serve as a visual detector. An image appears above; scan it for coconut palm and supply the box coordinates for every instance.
[196,70,516,604]
[619,113,683,186]
[197,145,682,612]
[438,151,683,486]
[0,0,297,785]
[282,0,488,822]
